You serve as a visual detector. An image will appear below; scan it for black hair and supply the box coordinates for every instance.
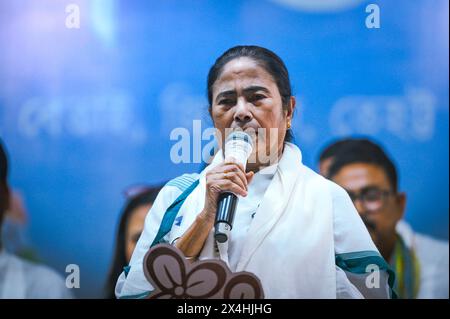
[0,138,7,183]
[105,186,163,299]
[0,139,9,247]
[326,138,399,191]
[207,45,294,142]
[318,138,363,163]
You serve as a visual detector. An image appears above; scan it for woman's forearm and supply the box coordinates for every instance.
[174,209,215,258]
[174,160,251,259]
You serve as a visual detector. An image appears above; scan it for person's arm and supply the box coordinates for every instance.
[175,161,253,259]
[335,266,364,299]
[175,210,214,258]
[331,181,395,298]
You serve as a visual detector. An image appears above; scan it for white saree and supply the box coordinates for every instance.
[116,143,395,299]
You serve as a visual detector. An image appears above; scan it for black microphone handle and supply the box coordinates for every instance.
[214,192,239,243]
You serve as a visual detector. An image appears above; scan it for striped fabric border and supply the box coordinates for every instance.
[165,173,199,192]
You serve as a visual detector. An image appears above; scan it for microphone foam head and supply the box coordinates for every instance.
[225,131,254,148]
[224,131,253,167]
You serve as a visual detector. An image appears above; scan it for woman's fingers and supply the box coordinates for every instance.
[209,164,248,190]
[214,179,247,197]
[203,162,251,215]
[206,170,248,197]
[246,171,255,185]
[224,171,247,193]
[223,160,245,174]
[205,161,256,201]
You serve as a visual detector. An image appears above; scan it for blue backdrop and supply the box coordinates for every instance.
[0,0,448,298]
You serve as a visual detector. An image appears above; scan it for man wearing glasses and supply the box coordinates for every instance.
[318,138,449,299]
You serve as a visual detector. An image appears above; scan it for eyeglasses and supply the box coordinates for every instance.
[346,187,395,212]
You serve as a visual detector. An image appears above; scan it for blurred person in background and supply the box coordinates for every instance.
[318,139,360,178]
[318,138,449,298]
[115,46,395,299]
[105,185,163,299]
[1,190,39,262]
[0,138,73,299]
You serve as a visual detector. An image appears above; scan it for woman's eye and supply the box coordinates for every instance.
[219,99,234,106]
[250,94,266,102]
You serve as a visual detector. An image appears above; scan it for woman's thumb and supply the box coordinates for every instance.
[246,171,255,184]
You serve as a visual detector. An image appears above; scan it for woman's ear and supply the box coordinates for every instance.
[286,96,296,121]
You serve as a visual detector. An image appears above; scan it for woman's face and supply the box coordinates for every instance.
[125,204,151,262]
[210,57,294,171]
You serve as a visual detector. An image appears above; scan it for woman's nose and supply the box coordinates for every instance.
[234,98,252,124]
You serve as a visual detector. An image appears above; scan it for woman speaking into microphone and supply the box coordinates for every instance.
[115,46,395,299]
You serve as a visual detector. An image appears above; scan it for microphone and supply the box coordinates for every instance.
[214,131,253,243]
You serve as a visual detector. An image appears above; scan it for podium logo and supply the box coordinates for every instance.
[143,244,265,299]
